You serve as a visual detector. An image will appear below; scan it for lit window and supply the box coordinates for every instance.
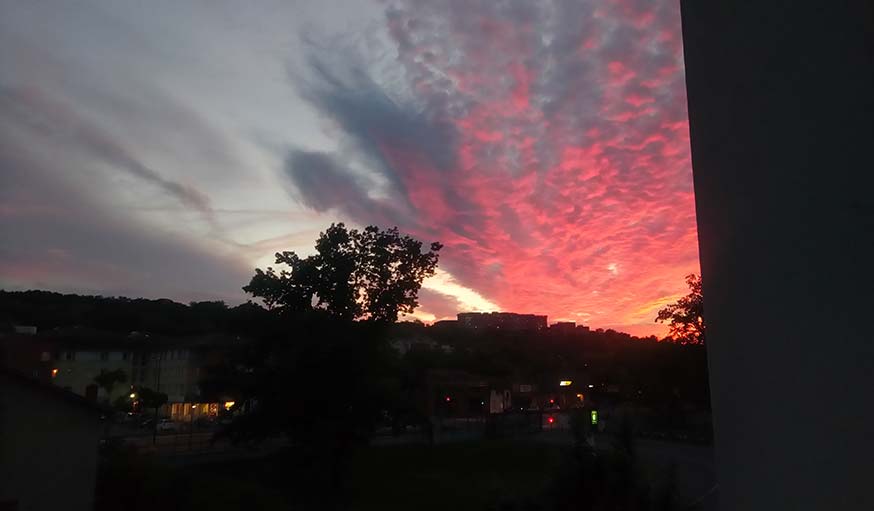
[223,401,235,411]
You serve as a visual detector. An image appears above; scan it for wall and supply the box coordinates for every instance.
[52,350,135,403]
[0,376,101,511]
[681,2,874,509]
[144,348,201,403]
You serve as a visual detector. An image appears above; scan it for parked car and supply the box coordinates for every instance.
[156,419,181,433]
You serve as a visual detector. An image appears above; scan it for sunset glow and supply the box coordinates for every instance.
[0,0,698,336]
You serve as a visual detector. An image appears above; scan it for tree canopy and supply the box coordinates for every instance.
[656,273,705,345]
[243,224,442,322]
[137,387,168,410]
[93,369,127,401]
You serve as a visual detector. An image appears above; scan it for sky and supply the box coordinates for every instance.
[0,0,699,337]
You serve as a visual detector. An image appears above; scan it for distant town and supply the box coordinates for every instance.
[3,310,594,421]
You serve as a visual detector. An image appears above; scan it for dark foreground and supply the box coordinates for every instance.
[96,434,715,511]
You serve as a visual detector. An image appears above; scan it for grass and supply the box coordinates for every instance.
[142,439,567,511]
[347,440,565,510]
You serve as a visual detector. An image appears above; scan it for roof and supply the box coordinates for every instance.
[0,367,106,415]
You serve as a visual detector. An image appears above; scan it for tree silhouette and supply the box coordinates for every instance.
[656,274,705,345]
[244,224,442,322]
[93,369,127,403]
[138,386,168,412]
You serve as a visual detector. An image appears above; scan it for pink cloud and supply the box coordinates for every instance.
[292,0,698,336]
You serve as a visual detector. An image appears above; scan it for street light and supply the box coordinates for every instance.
[188,404,196,450]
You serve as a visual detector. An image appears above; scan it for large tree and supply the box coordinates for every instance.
[93,369,127,403]
[244,224,442,322]
[656,273,705,345]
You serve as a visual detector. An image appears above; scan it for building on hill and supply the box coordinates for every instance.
[550,321,576,333]
[457,312,548,331]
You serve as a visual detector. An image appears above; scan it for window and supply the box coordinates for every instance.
[40,351,50,362]
[122,352,130,360]
[100,352,109,361]
[65,351,75,361]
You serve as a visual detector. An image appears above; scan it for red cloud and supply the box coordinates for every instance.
[297,1,698,336]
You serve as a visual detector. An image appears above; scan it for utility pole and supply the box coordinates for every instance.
[151,350,162,446]
[188,403,195,451]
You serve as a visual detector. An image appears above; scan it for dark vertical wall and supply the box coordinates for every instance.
[680,2,874,509]
[0,377,101,511]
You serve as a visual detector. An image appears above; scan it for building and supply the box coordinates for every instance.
[550,321,577,333]
[0,368,102,511]
[140,334,240,420]
[425,369,491,418]
[457,312,548,331]
[0,328,240,421]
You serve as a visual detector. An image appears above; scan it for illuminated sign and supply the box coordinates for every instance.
[591,410,598,425]
[559,380,573,387]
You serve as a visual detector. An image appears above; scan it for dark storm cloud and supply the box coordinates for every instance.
[0,86,215,220]
[0,135,250,301]
[283,149,401,225]
[287,52,488,230]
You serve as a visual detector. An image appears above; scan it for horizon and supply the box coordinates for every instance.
[0,1,699,338]
[2,288,662,338]
[1,288,664,338]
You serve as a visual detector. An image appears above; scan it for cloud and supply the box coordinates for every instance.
[0,0,699,336]
[284,0,699,335]
[0,132,250,302]
[0,85,215,221]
